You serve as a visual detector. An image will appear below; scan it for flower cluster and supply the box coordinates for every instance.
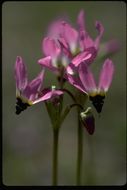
[15,10,116,134]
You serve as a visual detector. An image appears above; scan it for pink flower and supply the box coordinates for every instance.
[38,10,104,73]
[77,10,104,51]
[38,37,61,74]
[67,59,114,113]
[15,56,63,114]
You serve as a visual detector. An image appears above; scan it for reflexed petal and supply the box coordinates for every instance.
[77,10,94,50]
[58,37,71,58]
[42,37,60,58]
[48,20,63,38]
[71,47,97,67]
[29,72,44,93]
[52,90,64,96]
[14,56,28,90]
[48,20,77,55]
[83,32,94,49]
[22,85,31,100]
[98,59,114,92]
[66,72,86,93]
[61,21,78,51]
[72,51,92,67]
[94,21,104,50]
[38,56,58,73]
[77,10,85,31]
[33,89,63,104]
[79,64,97,93]
[23,70,45,100]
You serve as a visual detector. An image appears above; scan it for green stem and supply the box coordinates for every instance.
[76,109,83,185]
[61,88,77,102]
[52,128,59,186]
[70,103,83,110]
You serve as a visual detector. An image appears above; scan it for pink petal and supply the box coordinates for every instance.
[52,90,64,97]
[30,69,45,90]
[83,32,95,49]
[94,21,104,50]
[14,56,28,90]
[48,20,74,56]
[71,47,97,67]
[98,59,114,92]
[77,10,94,50]
[33,89,63,104]
[58,37,72,58]
[66,64,75,75]
[21,85,31,99]
[42,37,60,58]
[77,10,85,31]
[61,21,78,51]
[38,56,58,73]
[33,90,53,103]
[48,20,63,38]
[79,64,97,93]
[23,70,45,100]
[66,72,86,93]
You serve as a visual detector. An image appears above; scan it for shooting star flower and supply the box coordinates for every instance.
[14,56,63,114]
[67,59,114,113]
[38,10,104,75]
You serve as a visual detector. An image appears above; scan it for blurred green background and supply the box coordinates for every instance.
[2,1,126,186]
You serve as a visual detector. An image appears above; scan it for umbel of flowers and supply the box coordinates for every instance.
[38,9,114,117]
[14,10,117,185]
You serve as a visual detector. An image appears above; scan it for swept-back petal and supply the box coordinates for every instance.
[48,20,63,38]
[61,21,78,52]
[29,70,44,93]
[98,59,114,92]
[23,70,45,100]
[42,37,60,58]
[14,56,28,90]
[33,89,63,104]
[77,10,85,31]
[38,56,58,73]
[94,21,104,50]
[66,72,86,93]
[79,64,97,94]
[58,37,71,58]
[77,10,94,50]
[71,47,97,67]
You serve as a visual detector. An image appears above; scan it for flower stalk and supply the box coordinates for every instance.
[76,108,83,185]
[52,127,59,186]
[14,9,117,186]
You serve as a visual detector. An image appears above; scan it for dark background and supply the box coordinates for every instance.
[2,1,126,185]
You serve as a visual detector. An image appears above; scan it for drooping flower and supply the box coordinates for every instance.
[67,59,114,113]
[38,10,104,75]
[80,107,95,135]
[15,56,63,114]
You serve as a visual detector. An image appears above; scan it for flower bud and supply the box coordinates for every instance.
[80,107,95,135]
